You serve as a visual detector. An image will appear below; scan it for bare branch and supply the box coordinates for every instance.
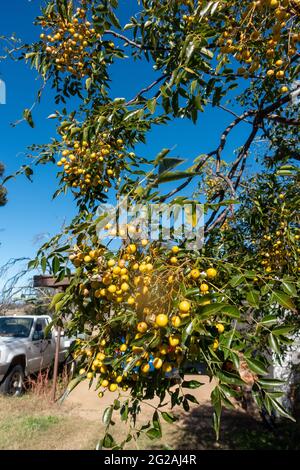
[126,75,168,106]
[104,30,143,49]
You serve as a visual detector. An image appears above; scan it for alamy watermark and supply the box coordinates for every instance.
[96,198,204,250]
[0,79,6,105]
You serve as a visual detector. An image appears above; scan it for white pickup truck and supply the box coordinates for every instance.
[0,315,73,396]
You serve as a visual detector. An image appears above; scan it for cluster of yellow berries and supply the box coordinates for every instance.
[75,282,225,395]
[260,226,300,273]
[216,0,300,91]
[69,241,223,392]
[56,134,125,195]
[39,7,98,78]
[39,7,116,78]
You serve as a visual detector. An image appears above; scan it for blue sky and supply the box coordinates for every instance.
[0,0,253,292]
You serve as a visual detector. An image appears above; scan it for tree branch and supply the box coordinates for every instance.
[126,75,168,106]
[266,114,300,126]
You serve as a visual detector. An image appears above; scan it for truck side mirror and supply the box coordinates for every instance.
[32,331,45,341]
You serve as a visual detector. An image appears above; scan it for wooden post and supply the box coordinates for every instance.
[33,275,72,402]
[51,326,61,402]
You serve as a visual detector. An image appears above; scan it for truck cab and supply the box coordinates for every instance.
[0,315,71,396]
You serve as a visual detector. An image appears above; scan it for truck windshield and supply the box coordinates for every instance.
[0,317,33,338]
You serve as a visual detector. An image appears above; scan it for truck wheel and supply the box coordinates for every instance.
[0,365,24,396]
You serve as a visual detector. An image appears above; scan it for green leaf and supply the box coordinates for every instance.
[41,256,47,273]
[182,380,203,389]
[86,77,92,90]
[221,305,240,319]
[147,98,157,114]
[259,315,278,326]
[158,157,185,176]
[281,280,297,297]
[152,410,161,431]
[182,318,197,345]
[154,148,171,165]
[120,401,129,422]
[245,358,268,376]
[102,406,113,426]
[258,378,284,388]
[216,370,245,386]
[146,427,162,440]
[50,292,65,309]
[229,275,245,287]
[219,384,240,399]
[229,351,240,371]
[161,411,177,423]
[185,393,199,404]
[58,375,83,404]
[272,325,294,336]
[244,271,257,279]
[103,433,115,448]
[157,170,197,183]
[199,303,223,317]
[211,387,222,441]
[246,290,260,308]
[267,396,296,422]
[52,256,60,275]
[271,290,296,311]
[268,333,281,355]
[23,108,35,128]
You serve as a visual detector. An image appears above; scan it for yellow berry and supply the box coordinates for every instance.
[141,363,150,374]
[179,300,191,313]
[153,357,163,369]
[137,322,148,333]
[127,244,137,254]
[216,323,225,334]
[206,268,217,279]
[200,283,209,293]
[190,269,200,279]
[171,316,181,328]
[155,314,169,327]
[169,335,180,347]
[108,284,117,293]
[113,266,121,275]
[127,296,135,305]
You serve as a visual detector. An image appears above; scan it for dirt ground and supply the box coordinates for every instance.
[1,373,299,450]
[66,374,215,420]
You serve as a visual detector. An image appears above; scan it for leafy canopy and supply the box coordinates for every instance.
[4,0,300,447]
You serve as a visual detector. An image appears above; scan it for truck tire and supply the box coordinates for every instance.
[0,365,24,397]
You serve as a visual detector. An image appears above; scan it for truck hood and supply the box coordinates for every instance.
[0,336,28,345]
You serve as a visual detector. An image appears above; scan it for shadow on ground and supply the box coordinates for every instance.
[166,405,300,450]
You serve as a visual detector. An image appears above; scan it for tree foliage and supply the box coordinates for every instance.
[5,0,300,446]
